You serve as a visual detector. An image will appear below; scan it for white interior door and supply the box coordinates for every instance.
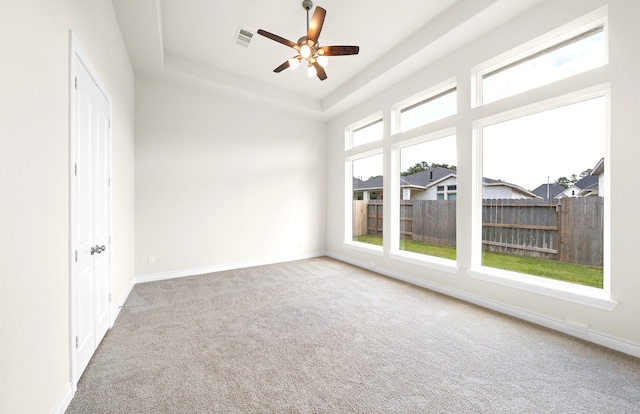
[72,53,111,382]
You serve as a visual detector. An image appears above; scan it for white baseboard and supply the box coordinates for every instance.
[328,252,640,358]
[135,251,327,284]
[51,384,73,414]
[111,279,135,325]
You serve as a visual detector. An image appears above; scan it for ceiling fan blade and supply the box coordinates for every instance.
[319,45,360,56]
[273,60,290,73]
[307,6,326,45]
[257,29,298,49]
[313,62,327,81]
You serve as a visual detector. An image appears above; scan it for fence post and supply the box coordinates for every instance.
[557,198,569,262]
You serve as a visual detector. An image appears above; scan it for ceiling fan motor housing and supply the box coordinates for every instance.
[302,0,313,11]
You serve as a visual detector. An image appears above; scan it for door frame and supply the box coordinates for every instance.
[69,31,113,391]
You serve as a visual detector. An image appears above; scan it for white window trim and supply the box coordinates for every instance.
[345,149,384,247]
[391,78,457,135]
[391,250,458,275]
[472,85,613,310]
[391,128,457,263]
[344,241,384,255]
[468,266,617,311]
[345,112,384,150]
[472,6,608,107]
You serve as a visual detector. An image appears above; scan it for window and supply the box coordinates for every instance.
[398,135,457,260]
[350,119,383,148]
[480,96,605,288]
[351,153,383,246]
[481,25,606,104]
[399,88,457,132]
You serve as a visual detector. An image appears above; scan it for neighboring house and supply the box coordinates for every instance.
[587,158,605,197]
[531,183,566,200]
[354,167,539,201]
[400,167,458,200]
[531,159,605,199]
[482,178,539,199]
[353,175,384,200]
[559,175,599,198]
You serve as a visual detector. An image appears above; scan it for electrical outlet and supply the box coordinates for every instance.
[148,256,155,264]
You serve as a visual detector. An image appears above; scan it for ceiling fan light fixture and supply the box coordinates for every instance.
[289,57,300,70]
[307,64,317,77]
[317,55,328,68]
[300,44,312,59]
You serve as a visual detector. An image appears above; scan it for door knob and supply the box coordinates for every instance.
[91,245,106,255]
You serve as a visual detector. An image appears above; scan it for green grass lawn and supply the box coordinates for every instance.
[353,234,603,288]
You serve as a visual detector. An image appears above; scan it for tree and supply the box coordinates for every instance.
[401,161,458,176]
[401,161,430,176]
[556,176,571,188]
[556,167,593,188]
[430,163,457,171]
[579,168,592,178]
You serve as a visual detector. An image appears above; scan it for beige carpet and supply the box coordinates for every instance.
[66,257,640,413]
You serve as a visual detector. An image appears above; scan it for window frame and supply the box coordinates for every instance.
[344,149,385,254]
[472,9,608,107]
[470,85,614,310]
[390,128,458,273]
[391,79,457,135]
[345,112,384,150]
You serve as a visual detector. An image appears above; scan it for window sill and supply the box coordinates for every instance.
[468,266,617,311]
[344,241,384,256]
[390,250,459,274]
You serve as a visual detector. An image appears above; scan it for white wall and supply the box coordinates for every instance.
[0,1,135,413]
[326,0,640,352]
[135,76,326,277]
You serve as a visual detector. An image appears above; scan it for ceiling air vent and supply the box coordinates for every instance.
[235,28,254,48]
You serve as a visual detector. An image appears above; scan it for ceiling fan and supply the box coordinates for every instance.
[257,0,360,81]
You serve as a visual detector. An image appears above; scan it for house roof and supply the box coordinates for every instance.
[354,167,538,198]
[401,167,457,187]
[591,158,605,176]
[483,179,539,198]
[354,167,457,191]
[573,175,599,190]
[353,175,383,191]
[531,183,566,199]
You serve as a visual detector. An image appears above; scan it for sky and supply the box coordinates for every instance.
[482,96,604,190]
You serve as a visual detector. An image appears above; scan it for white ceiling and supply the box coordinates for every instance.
[111,0,544,119]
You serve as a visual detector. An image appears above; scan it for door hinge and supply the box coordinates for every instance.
[109,293,112,303]
[75,336,79,349]
[74,77,78,90]
[75,250,78,263]
[74,163,77,176]
[108,177,111,187]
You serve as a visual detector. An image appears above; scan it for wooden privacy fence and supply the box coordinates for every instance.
[353,197,603,266]
[402,200,457,246]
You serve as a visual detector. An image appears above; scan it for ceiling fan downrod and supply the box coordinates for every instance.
[302,0,313,33]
